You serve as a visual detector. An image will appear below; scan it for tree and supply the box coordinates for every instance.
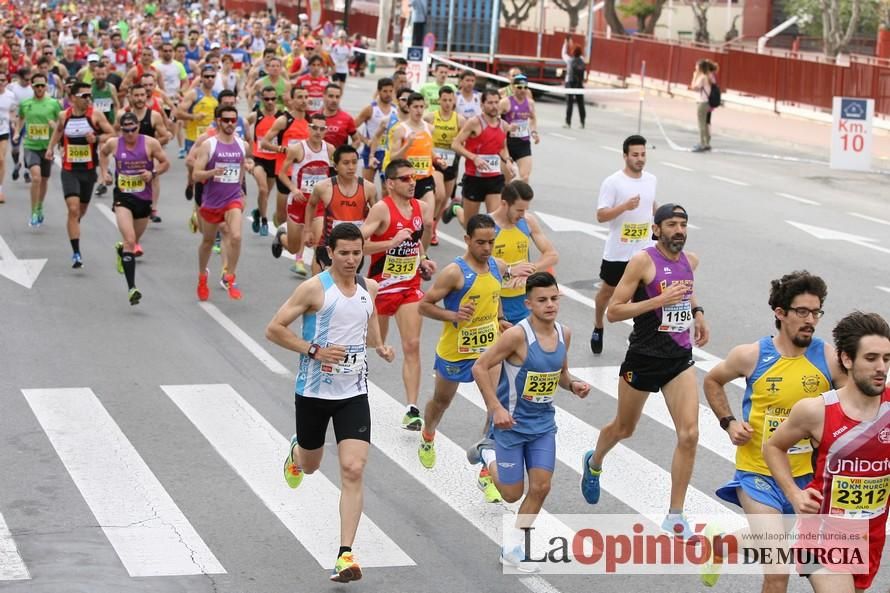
[617,0,669,35]
[689,0,711,43]
[604,0,627,35]
[552,0,589,32]
[502,0,539,28]
[882,0,890,27]
[784,0,879,56]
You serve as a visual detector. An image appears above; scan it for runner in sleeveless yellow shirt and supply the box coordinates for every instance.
[176,65,218,152]
[423,86,463,245]
[417,214,509,477]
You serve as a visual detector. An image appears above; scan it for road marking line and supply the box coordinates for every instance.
[198,302,290,376]
[162,384,414,570]
[877,286,890,294]
[710,175,749,187]
[0,513,29,581]
[600,145,622,154]
[776,192,819,206]
[661,161,694,172]
[22,388,225,577]
[549,132,575,141]
[848,212,890,226]
[95,203,117,226]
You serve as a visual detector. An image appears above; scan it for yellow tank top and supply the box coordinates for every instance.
[401,122,434,179]
[493,221,532,299]
[186,90,218,141]
[436,257,503,362]
[737,337,832,477]
[432,110,459,149]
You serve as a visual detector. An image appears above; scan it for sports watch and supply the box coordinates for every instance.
[307,343,320,359]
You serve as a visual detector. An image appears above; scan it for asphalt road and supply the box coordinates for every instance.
[0,69,888,593]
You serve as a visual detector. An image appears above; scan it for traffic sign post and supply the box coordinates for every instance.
[405,46,429,89]
[830,97,874,171]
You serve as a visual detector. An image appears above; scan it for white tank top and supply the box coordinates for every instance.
[296,272,374,400]
[456,91,482,118]
[291,139,331,197]
[366,100,394,140]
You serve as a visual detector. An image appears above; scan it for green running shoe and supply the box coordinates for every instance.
[128,287,142,306]
[283,434,303,489]
[401,406,422,431]
[477,467,502,503]
[418,439,436,469]
[115,242,124,274]
[330,551,362,583]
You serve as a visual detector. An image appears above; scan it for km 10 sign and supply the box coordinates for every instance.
[830,97,874,171]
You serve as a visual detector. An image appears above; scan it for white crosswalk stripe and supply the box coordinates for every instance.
[0,511,29,581]
[22,388,225,578]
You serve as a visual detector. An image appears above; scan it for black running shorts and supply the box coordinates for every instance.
[294,393,371,450]
[619,351,695,393]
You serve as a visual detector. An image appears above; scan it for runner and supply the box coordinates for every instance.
[423,86,464,240]
[0,71,15,204]
[370,85,411,180]
[46,81,115,268]
[580,204,709,540]
[304,144,375,272]
[328,30,353,88]
[590,134,657,355]
[293,54,328,114]
[353,77,396,183]
[418,62,454,112]
[455,70,481,118]
[98,112,170,305]
[17,72,60,227]
[124,84,171,143]
[252,56,289,112]
[176,64,219,154]
[192,104,248,301]
[319,83,358,148]
[267,222,395,584]
[499,73,538,183]
[702,271,843,590]
[245,85,283,235]
[274,112,334,277]
[417,213,508,483]
[7,68,33,184]
[362,159,436,430]
[468,271,590,568]
[764,312,890,593]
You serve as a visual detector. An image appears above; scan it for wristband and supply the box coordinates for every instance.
[692,306,704,316]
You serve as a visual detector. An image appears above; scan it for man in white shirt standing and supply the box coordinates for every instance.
[329,31,353,89]
[590,134,657,355]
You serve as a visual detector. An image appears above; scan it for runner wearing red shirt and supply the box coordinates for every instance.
[320,83,357,148]
[294,55,329,114]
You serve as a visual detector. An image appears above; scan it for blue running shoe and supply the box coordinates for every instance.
[71,252,83,269]
[580,449,602,504]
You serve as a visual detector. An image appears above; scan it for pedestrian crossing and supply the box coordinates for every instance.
[2,363,764,585]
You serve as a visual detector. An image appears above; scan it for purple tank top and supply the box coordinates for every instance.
[202,137,245,209]
[503,95,531,140]
[628,246,694,357]
[114,135,154,202]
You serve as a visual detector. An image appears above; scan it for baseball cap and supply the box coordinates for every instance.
[652,203,688,239]
[210,41,221,49]
[87,53,99,62]
[512,73,528,85]
[119,112,139,126]
[303,39,316,49]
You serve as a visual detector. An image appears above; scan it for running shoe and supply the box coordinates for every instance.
[283,434,304,489]
[580,449,602,504]
[500,545,542,573]
[418,439,436,469]
[590,327,604,355]
[401,406,422,431]
[128,287,142,306]
[95,183,107,196]
[699,523,725,587]
[36,205,44,224]
[178,147,186,159]
[0,193,6,204]
[133,243,144,257]
[477,467,502,503]
[662,512,694,542]
[115,242,124,274]
[466,437,495,466]
[71,252,83,269]
[259,220,269,237]
[291,260,307,278]
[271,226,285,258]
[441,200,459,225]
[212,232,222,254]
[11,164,19,181]
[222,273,242,300]
[150,210,162,223]
[330,551,362,583]
[251,208,260,234]
[23,170,31,183]
[197,270,210,301]
[29,212,39,227]
[188,211,198,233]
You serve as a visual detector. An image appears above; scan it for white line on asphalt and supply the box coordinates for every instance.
[198,302,290,376]
[549,132,575,141]
[776,192,819,206]
[877,286,890,294]
[600,145,622,154]
[22,388,225,577]
[660,161,694,172]
[0,512,29,581]
[162,384,414,570]
[848,212,890,226]
[95,203,117,225]
[709,175,750,187]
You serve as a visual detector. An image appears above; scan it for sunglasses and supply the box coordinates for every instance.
[390,174,416,182]
[33,83,46,88]
[515,84,528,89]
[121,126,139,133]
[77,93,92,99]
[262,96,276,102]
[219,117,237,124]
[309,125,327,132]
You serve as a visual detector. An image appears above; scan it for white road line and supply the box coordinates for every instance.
[455,383,746,530]
[848,212,890,226]
[600,145,622,154]
[0,513,29,581]
[709,175,750,187]
[198,302,290,376]
[776,192,819,206]
[660,161,694,172]
[95,203,117,225]
[162,384,415,570]
[22,388,225,577]
[549,132,575,141]
[877,286,890,294]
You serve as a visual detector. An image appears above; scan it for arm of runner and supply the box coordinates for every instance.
[45,111,67,160]
[471,327,523,429]
[364,279,395,362]
[303,180,327,246]
[419,264,468,322]
[529,99,539,144]
[451,117,479,165]
[606,251,685,322]
[265,277,340,359]
[364,179,378,206]
[763,397,825,514]
[388,125,413,161]
[703,343,757,445]
[277,143,303,197]
[524,213,558,274]
[175,91,196,121]
[557,328,590,397]
[98,137,116,186]
[686,252,710,347]
[147,137,170,177]
[153,111,172,145]
[94,111,116,144]
[596,187,640,223]
[191,142,223,183]
[259,115,287,153]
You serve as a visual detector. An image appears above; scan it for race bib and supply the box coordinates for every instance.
[28,123,49,140]
[308,97,323,112]
[620,222,649,243]
[66,144,92,163]
[478,153,500,173]
[659,300,693,333]
[300,174,326,194]
[214,164,241,184]
[93,97,112,113]
[381,254,418,281]
[510,119,530,138]
[408,155,431,176]
[117,173,146,192]
[458,321,498,354]
[522,370,560,403]
[829,475,890,519]
[762,414,812,454]
[434,148,456,167]
[321,344,366,375]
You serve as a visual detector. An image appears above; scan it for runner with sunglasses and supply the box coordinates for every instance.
[499,74,539,183]
[98,112,170,305]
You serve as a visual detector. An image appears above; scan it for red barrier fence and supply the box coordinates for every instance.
[220,1,889,117]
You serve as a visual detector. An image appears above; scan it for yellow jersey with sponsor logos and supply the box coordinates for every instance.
[436,257,503,362]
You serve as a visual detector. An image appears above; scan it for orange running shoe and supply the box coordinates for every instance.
[223,273,242,300]
[197,270,210,301]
